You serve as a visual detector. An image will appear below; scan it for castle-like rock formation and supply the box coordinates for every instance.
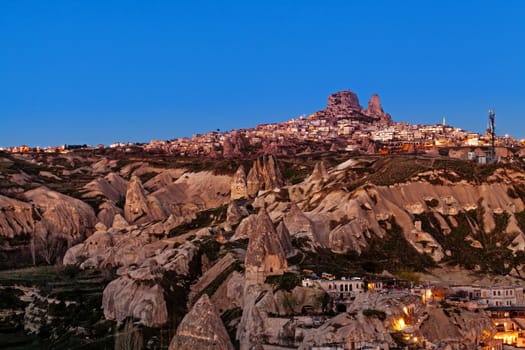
[311,90,392,126]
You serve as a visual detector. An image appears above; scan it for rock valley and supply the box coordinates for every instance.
[1,91,525,349]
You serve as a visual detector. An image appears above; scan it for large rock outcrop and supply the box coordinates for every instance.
[123,171,231,225]
[231,165,248,200]
[327,90,362,112]
[124,176,161,224]
[103,274,168,328]
[150,171,231,219]
[24,187,96,241]
[98,240,200,327]
[283,203,318,242]
[82,172,128,203]
[310,90,392,125]
[246,155,284,197]
[245,210,288,284]
[168,294,234,350]
[420,304,494,346]
[0,195,36,238]
[310,90,362,120]
[364,93,393,125]
[284,162,525,267]
[298,312,392,349]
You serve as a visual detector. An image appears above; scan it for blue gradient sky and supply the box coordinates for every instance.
[1,1,524,147]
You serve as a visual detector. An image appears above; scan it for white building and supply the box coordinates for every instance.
[318,278,366,300]
[450,285,525,307]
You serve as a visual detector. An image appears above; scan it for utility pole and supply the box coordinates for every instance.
[488,109,496,160]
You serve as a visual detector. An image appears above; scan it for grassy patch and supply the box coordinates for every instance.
[416,209,515,274]
[360,217,435,273]
[265,272,300,291]
[0,266,118,350]
[298,247,364,277]
[366,157,429,186]
[280,162,314,185]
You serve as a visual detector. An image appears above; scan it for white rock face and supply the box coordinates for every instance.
[124,176,158,224]
[298,312,393,349]
[283,203,319,242]
[103,275,168,327]
[82,172,128,203]
[231,165,248,200]
[98,240,199,327]
[0,195,36,238]
[24,187,97,241]
[123,171,231,225]
[285,165,525,260]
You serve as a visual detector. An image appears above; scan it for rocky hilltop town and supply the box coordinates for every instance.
[2,90,525,349]
[3,90,523,162]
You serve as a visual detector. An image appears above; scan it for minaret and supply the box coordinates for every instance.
[442,115,446,126]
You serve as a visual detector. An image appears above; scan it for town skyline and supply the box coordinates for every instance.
[0,86,521,149]
[3,90,523,165]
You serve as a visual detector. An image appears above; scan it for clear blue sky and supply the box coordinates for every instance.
[1,1,524,147]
